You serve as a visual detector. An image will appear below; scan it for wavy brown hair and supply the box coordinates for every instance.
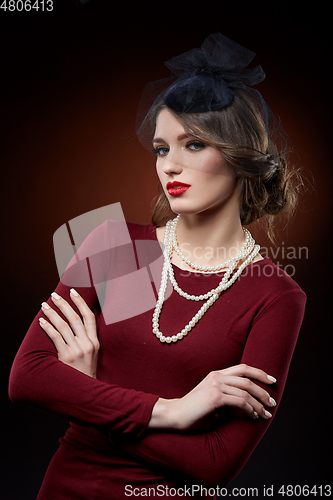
[149,90,302,243]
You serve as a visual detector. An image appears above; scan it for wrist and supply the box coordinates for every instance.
[148,398,180,430]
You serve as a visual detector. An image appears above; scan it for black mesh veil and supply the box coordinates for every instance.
[136,33,290,158]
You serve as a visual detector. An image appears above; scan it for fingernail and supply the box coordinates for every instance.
[269,397,277,407]
[70,288,79,297]
[267,375,277,383]
[51,292,61,300]
[264,410,272,419]
[39,317,47,324]
[41,302,50,309]
[253,411,259,419]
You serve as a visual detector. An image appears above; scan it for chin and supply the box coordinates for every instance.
[168,199,196,214]
[169,198,234,220]
[168,203,206,217]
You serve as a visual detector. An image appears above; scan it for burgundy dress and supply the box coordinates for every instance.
[9,220,306,499]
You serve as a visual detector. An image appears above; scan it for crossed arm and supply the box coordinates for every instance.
[10,282,305,486]
[39,289,276,428]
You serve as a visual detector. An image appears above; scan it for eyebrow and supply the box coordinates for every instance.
[152,133,190,145]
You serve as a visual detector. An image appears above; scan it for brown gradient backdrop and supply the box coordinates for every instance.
[1,3,330,499]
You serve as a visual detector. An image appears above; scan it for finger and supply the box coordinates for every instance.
[221,364,277,385]
[223,376,277,408]
[219,383,272,420]
[69,289,99,344]
[49,292,89,341]
[39,317,69,356]
[48,292,99,353]
[41,302,79,347]
[219,393,263,420]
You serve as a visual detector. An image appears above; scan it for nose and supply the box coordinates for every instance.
[160,150,184,176]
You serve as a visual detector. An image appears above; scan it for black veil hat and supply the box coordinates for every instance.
[136,33,289,157]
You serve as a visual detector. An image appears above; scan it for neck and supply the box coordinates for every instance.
[175,210,245,268]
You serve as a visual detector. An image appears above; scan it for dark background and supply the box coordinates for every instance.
[1,1,331,498]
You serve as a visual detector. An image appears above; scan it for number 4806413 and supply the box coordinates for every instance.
[0,1,54,11]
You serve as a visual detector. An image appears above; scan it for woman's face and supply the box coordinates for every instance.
[153,108,240,218]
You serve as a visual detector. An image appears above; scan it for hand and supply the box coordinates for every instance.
[149,364,277,430]
[39,289,100,378]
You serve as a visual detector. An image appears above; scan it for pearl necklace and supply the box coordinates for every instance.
[152,217,260,344]
[171,214,255,272]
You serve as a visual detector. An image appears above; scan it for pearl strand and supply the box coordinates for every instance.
[152,218,260,344]
[170,214,255,272]
[167,217,258,301]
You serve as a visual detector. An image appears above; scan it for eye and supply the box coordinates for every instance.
[186,141,206,151]
[151,146,169,157]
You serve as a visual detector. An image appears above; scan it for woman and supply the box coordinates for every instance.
[9,34,306,499]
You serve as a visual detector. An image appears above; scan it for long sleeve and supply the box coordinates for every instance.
[113,287,306,486]
[8,221,159,438]
[8,219,307,494]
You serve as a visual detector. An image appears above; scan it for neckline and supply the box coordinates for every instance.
[152,224,269,279]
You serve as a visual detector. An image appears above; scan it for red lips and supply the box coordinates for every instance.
[166,181,191,196]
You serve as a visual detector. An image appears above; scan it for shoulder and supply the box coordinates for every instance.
[232,259,306,330]
[240,258,306,306]
[125,221,158,241]
[78,220,157,253]
[58,217,161,286]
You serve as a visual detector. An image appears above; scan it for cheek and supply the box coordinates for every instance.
[193,155,236,188]
[197,167,240,203]
[208,174,237,198]
[156,162,163,182]
[191,150,229,176]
